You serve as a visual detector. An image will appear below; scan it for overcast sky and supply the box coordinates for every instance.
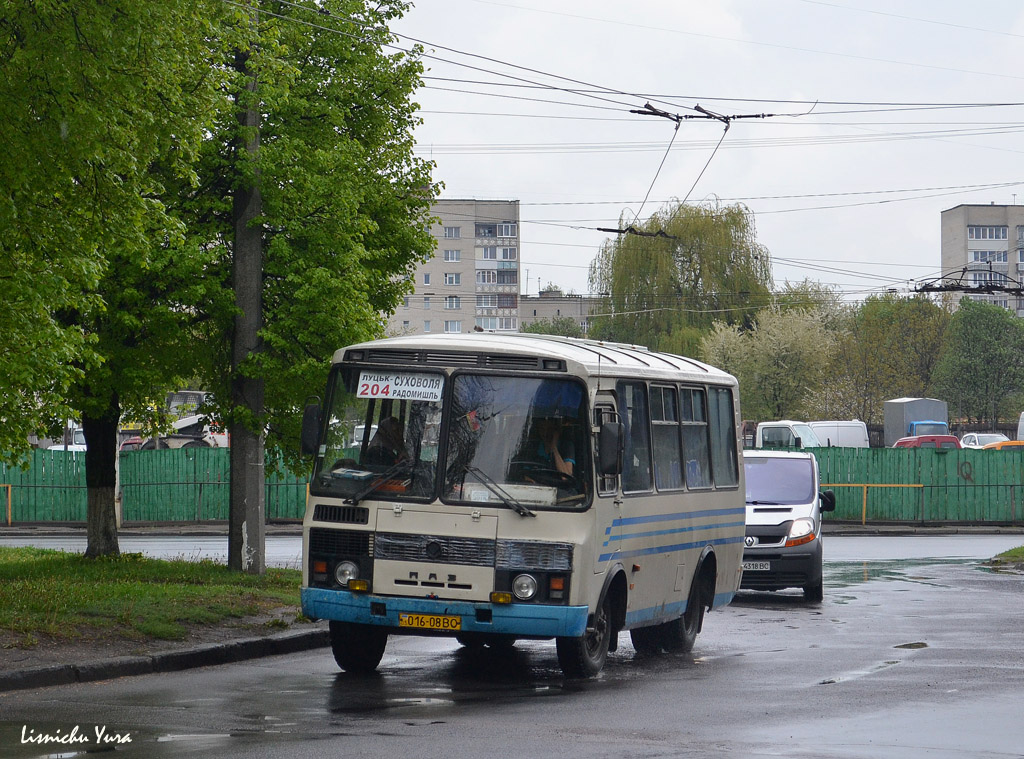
[390,0,1024,301]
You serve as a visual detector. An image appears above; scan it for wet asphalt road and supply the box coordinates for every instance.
[2,535,1024,758]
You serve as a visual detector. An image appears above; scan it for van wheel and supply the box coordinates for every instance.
[660,580,703,653]
[804,579,824,602]
[329,621,388,673]
[556,594,611,677]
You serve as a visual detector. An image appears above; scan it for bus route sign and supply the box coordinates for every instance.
[356,371,444,402]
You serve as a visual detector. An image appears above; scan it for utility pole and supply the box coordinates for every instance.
[229,15,266,575]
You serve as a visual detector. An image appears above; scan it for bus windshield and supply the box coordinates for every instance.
[311,366,444,501]
[443,375,589,510]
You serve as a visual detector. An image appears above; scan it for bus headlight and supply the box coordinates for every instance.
[334,560,360,587]
[512,574,538,601]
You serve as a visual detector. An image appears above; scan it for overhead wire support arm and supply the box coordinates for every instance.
[915,265,1024,295]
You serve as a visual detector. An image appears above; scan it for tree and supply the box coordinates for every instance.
[588,199,772,355]
[1,0,228,556]
[520,316,585,338]
[701,306,835,421]
[932,298,1024,426]
[0,1,218,463]
[165,0,438,572]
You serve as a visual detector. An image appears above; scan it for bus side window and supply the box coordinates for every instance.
[617,381,652,493]
[594,403,618,495]
[680,387,711,489]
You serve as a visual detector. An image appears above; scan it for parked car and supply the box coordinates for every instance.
[981,440,1024,450]
[755,420,822,449]
[960,432,1009,449]
[893,435,961,449]
[741,450,836,602]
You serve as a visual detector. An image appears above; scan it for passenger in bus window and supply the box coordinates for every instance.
[527,416,575,476]
[363,417,405,466]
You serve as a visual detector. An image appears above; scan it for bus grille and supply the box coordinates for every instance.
[309,528,372,557]
[312,503,369,525]
[375,533,496,566]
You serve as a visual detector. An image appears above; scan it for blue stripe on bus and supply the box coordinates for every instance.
[598,535,745,563]
[301,587,589,638]
[604,507,746,534]
[626,590,737,626]
[603,520,746,547]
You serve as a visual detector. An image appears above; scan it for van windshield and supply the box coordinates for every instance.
[791,424,821,447]
[744,456,815,505]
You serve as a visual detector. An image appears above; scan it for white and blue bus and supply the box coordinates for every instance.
[300,333,744,677]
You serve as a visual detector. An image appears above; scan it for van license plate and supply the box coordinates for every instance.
[743,561,771,571]
[398,613,461,631]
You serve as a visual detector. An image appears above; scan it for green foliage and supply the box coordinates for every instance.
[0,547,300,645]
[163,0,438,470]
[0,0,223,459]
[588,199,772,354]
[702,306,834,420]
[932,298,1024,425]
[520,316,585,338]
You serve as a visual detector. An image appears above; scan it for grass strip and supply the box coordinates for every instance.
[0,546,302,647]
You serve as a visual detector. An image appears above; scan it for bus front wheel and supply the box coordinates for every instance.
[329,621,388,673]
[556,595,611,677]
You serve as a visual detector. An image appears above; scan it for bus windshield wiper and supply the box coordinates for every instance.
[463,465,536,518]
[344,461,410,505]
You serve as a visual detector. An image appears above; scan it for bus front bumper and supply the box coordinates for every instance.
[302,587,589,638]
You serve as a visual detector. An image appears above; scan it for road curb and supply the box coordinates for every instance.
[0,628,329,693]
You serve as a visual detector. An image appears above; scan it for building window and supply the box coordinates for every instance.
[403,297,410,308]
[443,226,460,239]
[445,296,461,309]
[476,295,497,308]
[481,247,497,260]
[444,249,461,262]
[476,317,497,330]
[444,320,462,333]
[498,294,517,308]
[499,317,517,330]
[424,320,431,332]
[501,247,517,260]
[475,223,496,238]
[423,273,430,285]
[967,225,1007,240]
[423,297,430,310]
[497,271,517,285]
[972,250,1007,262]
[498,223,517,238]
[402,320,410,329]
[444,273,461,286]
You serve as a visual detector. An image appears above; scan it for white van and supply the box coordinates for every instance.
[741,450,836,601]
[807,420,869,448]
[755,420,821,449]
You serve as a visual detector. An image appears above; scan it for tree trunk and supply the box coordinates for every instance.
[82,402,120,558]
[228,42,265,575]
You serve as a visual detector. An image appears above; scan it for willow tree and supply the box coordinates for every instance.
[588,200,772,355]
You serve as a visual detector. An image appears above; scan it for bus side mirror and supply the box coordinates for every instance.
[301,403,321,456]
[819,489,836,512]
[599,422,623,476]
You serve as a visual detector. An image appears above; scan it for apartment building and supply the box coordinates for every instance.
[940,204,1024,315]
[390,199,520,335]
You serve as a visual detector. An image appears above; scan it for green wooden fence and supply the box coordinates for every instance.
[2,447,1022,525]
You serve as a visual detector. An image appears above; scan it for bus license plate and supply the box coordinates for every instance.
[398,613,461,631]
[743,561,771,571]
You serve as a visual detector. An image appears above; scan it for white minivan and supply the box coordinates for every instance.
[807,420,869,448]
[741,450,836,602]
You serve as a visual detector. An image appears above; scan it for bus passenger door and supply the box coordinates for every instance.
[593,400,622,573]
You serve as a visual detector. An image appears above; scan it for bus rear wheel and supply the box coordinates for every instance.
[556,595,611,677]
[660,580,704,653]
[329,621,388,673]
